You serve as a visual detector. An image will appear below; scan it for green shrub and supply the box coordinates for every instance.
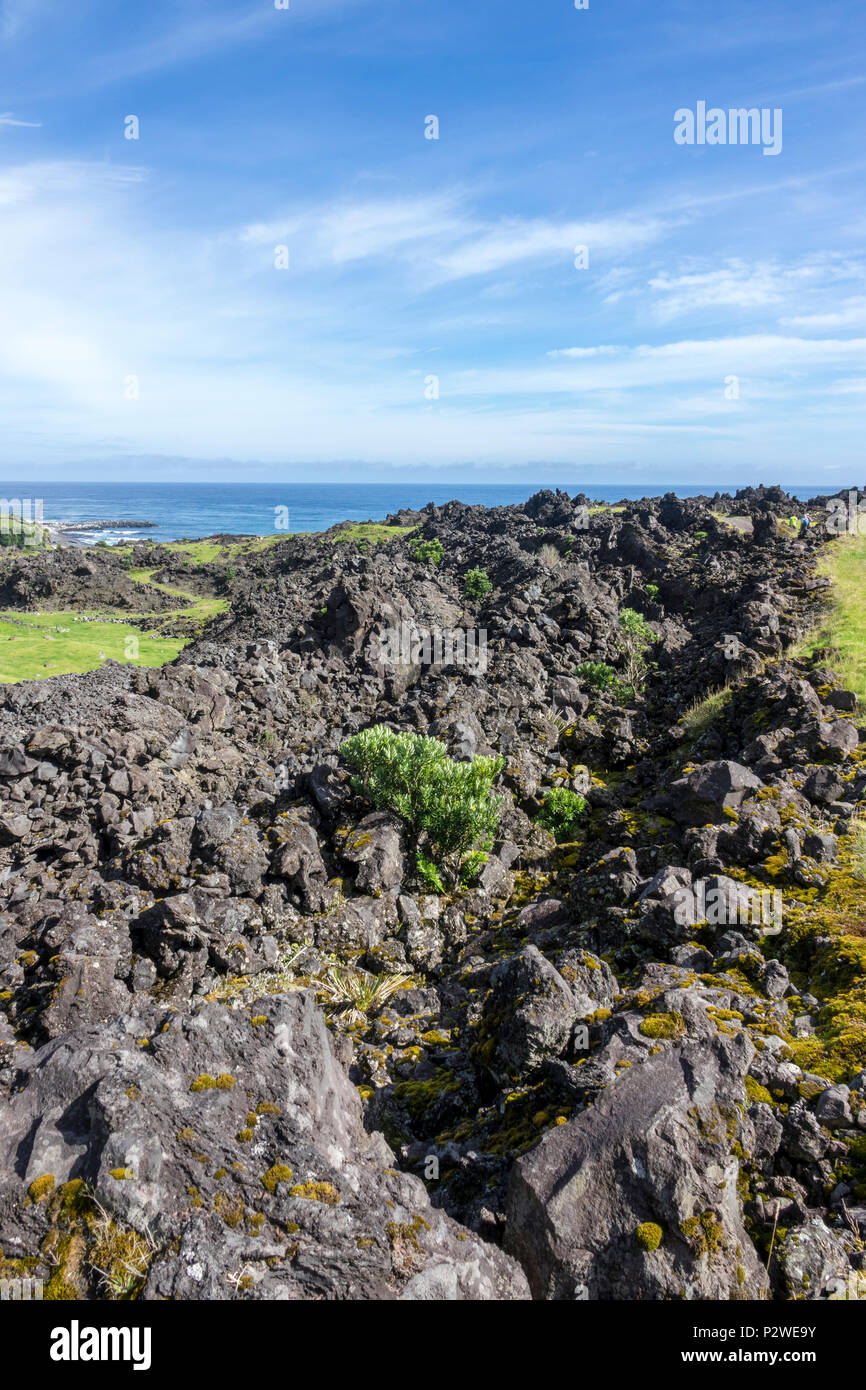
[225,565,237,580]
[618,607,655,643]
[576,660,616,691]
[616,606,655,697]
[463,567,493,603]
[411,537,444,565]
[645,583,659,601]
[537,787,587,842]
[339,725,504,886]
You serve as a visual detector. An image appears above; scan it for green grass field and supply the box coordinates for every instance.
[793,530,866,704]
[330,523,416,545]
[113,534,299,567]
[0,611,186,683]
[0,567,230,684]
[126,569,228,624]
[112,523,409,563]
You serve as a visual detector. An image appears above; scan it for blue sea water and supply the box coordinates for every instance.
[0,480,823,546]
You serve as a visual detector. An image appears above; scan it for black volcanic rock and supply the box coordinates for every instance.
[0,486,864,1301]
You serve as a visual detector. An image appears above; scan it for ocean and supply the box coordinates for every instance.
[1,480,822,546]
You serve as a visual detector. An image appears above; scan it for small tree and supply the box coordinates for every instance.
[339,725,504,887]
[463,567,493,603]
[617,607,655,697]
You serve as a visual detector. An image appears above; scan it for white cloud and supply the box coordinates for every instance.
[237,199,668,285]
[548,346,620,359]
[65,0,378,90]
[781,297,866,330]
[828,377,866,395]
[452,335,866,397]
[0,0,43,40]
[0,157,863,474]
[648,262,787,317]
[0,111,41,128]
[240,194,467,268]
[431,215,665,282]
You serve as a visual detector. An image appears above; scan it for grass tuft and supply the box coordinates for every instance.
[679,685,732,739]
[317,966,415,1025]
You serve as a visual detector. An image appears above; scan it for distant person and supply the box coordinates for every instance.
[800,514,811,538]
[790,514,798,531]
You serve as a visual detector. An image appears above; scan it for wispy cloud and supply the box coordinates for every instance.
[642,256,866,324]
[0,153,864,474]
[71,0,377,89]
[648,263,791,317]
[548,346,620,359]
[781,297,866,330]
[455,336,866,398]
[431,216,665,282]
[0,111,41,128]
[240,194,467,267]
[238,196,668,284]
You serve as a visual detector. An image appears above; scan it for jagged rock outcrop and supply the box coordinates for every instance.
[504,1034,768,1299]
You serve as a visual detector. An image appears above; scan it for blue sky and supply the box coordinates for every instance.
[1,0,864,485]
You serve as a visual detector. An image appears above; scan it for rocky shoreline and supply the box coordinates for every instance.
[1,485,864,1301]
[44,520,159,549]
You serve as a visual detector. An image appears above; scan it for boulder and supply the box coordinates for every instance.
[269,812,332,912]
[476,945,588,1081]
[0,992,529,1301]
[340,812,405,895]
[505,1033,768,1299]
[664,760,763,825]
